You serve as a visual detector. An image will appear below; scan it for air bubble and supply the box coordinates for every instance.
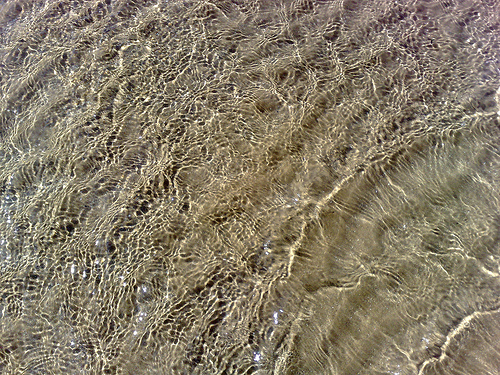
[253,351,261,362]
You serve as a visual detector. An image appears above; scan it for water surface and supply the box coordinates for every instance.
[0,0,500,374]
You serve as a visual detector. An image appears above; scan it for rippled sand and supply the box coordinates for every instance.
[1,0,500,374]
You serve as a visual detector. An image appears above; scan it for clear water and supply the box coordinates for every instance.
[0,0,500,374]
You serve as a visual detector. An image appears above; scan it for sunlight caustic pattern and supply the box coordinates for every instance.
[0,0,500,374]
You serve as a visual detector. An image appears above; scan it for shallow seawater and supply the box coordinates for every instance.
[0,0,500,374]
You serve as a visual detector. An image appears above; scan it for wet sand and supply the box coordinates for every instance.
[1,0,500,374]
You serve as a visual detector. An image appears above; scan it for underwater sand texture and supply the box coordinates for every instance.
[1,0,500,374]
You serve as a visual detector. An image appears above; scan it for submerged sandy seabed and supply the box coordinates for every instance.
[1,0,500,374]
